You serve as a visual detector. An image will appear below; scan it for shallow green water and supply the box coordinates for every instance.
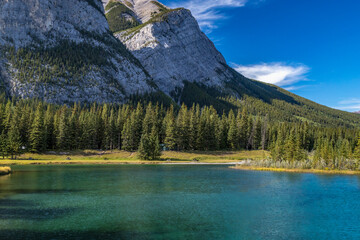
[0,165,360,239]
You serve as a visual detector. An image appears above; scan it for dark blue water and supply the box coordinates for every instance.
[0,165,359,239]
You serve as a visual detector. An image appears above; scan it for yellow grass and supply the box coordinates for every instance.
[0,166,11,175]
[0,150,269,165]
[231,166,360,175]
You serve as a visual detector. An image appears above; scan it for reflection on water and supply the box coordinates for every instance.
[0,165,359,240]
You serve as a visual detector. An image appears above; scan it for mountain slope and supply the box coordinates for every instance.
[106,0,304,102]
[105,0,360,127]
[0,0,358,128]
[0,0,156,104]
[110,2,238,97]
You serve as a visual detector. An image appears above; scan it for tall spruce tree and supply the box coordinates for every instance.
[228,110,238,150]
[138,126,161,160]
[29,104,45,153]
[56,106,69,150]
[164,106,177,150]
[353,134,360,160]
[7,107,22,159]
[0,130,8,159]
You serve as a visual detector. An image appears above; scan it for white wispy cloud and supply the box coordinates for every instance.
[233,62,310,88]
[168,0,247,32]
[335,98,360,111]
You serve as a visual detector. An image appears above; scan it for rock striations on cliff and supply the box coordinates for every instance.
[0,0,156,104]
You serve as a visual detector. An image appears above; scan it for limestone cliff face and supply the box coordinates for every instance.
[111,1,238,96]
[0,0,155,104]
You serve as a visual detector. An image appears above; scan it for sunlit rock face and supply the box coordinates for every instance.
[0,0,155,104]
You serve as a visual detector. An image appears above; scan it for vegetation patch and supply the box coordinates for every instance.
[3,41,112,84]
[106,1,140,33]
[0,166,11,175]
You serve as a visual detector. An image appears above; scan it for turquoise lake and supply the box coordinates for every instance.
[0,165,360,239]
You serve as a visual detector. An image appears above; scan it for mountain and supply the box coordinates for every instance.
[0,0,157,104]
[0,0,359,128]
[104,0,360,127]
[107,0,267,100]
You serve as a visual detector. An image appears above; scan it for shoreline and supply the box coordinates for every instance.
[1,160,242,166]
[231,166,360,175]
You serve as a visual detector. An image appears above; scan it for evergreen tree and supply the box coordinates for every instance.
[217,112,228,150]
[188,104,199,150]
[44,105,55,150]
[0,130,8,159]
[56,106,69,149]
[228,110,238,150]
[164,106,177,150]
[29,104,45,153]
[7,107,22,159]
[285,129,296,162]
[237,108,249,149]
[138,126,161,160]
[353,134,360,160]
[271,126,286,161]
[122,117,134,151]
[176,104,189,150]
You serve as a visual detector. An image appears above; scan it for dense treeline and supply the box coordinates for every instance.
[4,42,111,84]
[0,98,359,165]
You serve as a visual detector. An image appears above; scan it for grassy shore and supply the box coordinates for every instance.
[0,150,268,165]
[231,165,360,175]
[0,166,11,175]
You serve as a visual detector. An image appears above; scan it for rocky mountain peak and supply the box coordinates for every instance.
[0,0,156,104]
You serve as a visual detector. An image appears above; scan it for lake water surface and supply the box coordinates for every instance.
[0,165,360,240]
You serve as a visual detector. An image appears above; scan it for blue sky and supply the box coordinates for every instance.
[162,0,360,112]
